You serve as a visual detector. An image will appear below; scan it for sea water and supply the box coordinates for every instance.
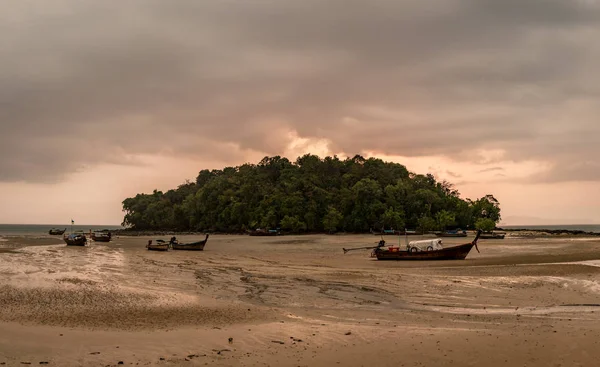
[0,224,123,236]
[500,224,600,233]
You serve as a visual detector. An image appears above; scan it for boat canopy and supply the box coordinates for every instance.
[407,238,443,251]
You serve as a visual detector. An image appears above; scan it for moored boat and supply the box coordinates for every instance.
[49,228,66,235]
[436,229,467,237]
[372,228,422,235]
[146,239,169,251]
[171,234,209,251]
[400,229,422,235]
[91,230,112,242]
[480,231,505,239]
[343,230,482,261]
[248,228,281,236]
[371,228,399,235]
[64,232,87,246]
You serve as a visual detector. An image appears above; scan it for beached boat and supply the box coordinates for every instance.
[436,229,468,237]
[372,228,422,236]
[343,230,481,261]
[63,232,87,246]
[480,231,505,239]
[401,229,422,235]
[248,228,281,236]
[171,234,209,251]
[91,230,112,242]
[375,230,481,260]
[146,239,169,251]
[371,228,399,235]
[49,228,66,235]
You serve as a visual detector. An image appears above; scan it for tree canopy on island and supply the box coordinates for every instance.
[121,155,501,233]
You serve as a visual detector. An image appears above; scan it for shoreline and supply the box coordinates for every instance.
[109,228,600,238]
[3,227,600,238]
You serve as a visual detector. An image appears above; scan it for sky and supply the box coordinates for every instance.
[1,0,599,225]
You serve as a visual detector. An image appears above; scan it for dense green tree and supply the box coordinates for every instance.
[380,207,405,230]
[281,215,307,232]
[323,207,344,233]
[435,210,456,231]
[470,195,502,227]
[121,155,502,232]
[417,216,437,233]
[475,218,497,232]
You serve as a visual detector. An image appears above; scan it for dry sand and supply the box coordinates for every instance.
[1,233,600,366]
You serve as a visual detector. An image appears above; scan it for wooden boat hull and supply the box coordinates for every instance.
[171,242,206,251]
[49,229,66,235]
[147,244,169,251]
[171,234,209,251]
[64,235,87,246]
[480,234,505,239]
[374,242,476,260]
[249,232,279,236]
[91,234,112,242]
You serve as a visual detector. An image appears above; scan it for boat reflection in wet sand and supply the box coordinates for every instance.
[343,230,482,260]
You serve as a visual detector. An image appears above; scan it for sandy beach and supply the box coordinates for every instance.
[1,233,600,366]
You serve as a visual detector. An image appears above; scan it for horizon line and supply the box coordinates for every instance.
[0,223,123,226]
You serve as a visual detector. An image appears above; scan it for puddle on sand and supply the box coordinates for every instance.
[417,303,600,316]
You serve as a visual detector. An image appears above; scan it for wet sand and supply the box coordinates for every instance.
[1,233,600,366]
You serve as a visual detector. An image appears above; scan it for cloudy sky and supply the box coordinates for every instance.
[1,0,599,225]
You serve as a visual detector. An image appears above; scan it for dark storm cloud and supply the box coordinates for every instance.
[1,0,599,182]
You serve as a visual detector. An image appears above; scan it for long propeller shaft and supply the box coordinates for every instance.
[343,246,378,254]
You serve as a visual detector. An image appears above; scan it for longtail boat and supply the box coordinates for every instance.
[480,231,505,239]
[371,228,398,235]
[146,239,169,251]
[171,234,209,251]
[248,228,280,236]
[91,230,112,242]
[343,230,482,261]
[435,229,468,237]
[64,232,87,246]
[49,228,66,235]
[372,228,422,236]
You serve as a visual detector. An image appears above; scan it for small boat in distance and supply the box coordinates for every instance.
[64,232,87,246]
[371,228,423,236]
[49,228,66,235]
[248,228,281,236]
[436,229,468,237]
[400,229,422,235]
[480,231,505,239]
[343,230,482,261]
[371,228,398,235]
[146,239,169,251]
[171,234,209,251]
[91,230,112,242]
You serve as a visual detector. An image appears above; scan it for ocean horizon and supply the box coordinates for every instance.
[0,224,124,236]
[498,224,600,233]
